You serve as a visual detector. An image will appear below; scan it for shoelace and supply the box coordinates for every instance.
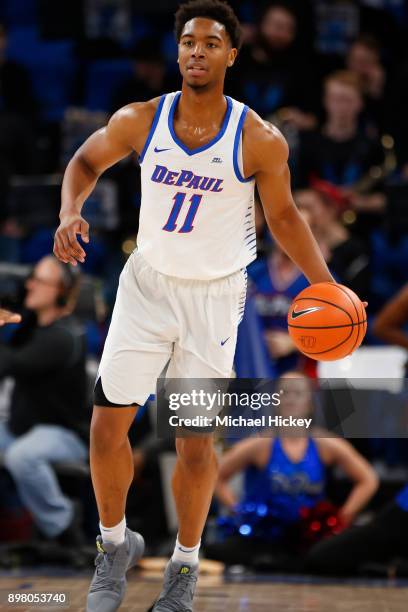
[89,552,123,594]
[156,572,198,611]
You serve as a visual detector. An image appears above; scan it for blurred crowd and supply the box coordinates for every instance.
[0,1,407,318]
[0,0,408,573]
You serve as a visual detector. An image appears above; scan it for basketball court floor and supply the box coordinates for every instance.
[1,569,407,611]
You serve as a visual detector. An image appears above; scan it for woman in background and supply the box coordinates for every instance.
[205,372,378,569]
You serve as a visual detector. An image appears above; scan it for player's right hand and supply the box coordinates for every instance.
[53,214,89,266]
[0,308,22,326]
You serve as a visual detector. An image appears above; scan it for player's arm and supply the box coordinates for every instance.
[54,101,157,265]
[215,438,268,510]
[318,437,379,525]
[246,115,335,285]
[372,284,408,350]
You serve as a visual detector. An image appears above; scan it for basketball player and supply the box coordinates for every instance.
[53,1,340,610]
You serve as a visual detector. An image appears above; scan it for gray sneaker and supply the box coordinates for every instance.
[86,528,145,612]
[151,560,199,611]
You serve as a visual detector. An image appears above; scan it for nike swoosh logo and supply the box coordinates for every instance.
[154,146,172,153]
[221,337,230,346]
[291,306,324,320]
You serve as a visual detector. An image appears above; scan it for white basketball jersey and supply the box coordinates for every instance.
[137,91,256,280]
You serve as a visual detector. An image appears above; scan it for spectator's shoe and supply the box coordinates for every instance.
[86,528,145,612]
[151,560,199,611]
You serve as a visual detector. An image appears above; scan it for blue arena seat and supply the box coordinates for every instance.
[0,0,37,27]
[85,59,134,112]
[6,26,77,121]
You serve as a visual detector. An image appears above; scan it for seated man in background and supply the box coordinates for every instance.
[295,187,370,298]
[295,70,385,215]
[0,255,89,547]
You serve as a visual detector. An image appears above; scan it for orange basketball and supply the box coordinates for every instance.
[287,282,367,361]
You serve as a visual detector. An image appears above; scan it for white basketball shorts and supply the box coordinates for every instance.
[95,250,247,406]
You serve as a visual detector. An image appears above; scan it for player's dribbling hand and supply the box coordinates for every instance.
[53,214,89,266]
[0,308,22,326]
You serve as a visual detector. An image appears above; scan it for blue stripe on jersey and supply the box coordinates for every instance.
[138,94,167,164]
[233,105,255,183]
[168,92,233,156]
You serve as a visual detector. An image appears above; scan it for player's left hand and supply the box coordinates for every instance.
[0,308,22,326]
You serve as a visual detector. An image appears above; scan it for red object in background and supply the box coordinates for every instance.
[0,508,33,542]
[298,501,346,549]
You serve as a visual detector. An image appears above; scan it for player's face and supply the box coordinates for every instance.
[178,18,237,90]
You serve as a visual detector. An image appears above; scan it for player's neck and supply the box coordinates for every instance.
[179,83,227,124]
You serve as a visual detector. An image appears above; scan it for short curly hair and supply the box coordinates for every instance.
[174,0,242,50]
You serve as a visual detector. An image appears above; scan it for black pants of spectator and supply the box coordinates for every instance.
[304,502,408,575]
[204,534,302,571]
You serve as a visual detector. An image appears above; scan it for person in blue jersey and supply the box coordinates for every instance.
[248,244,311,376]
[207,372,378,568]
[50,1,364,610]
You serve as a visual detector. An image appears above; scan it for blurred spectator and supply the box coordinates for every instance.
[0,256,89,547]
[295,188,370,298]
[205,371,378,568]
[296,70,386,214]
[111,38,174,111]
[390,60,408,171]
[232,3,319,124]
[85,0,132,43]
[314,0,360,57]
[373,284,408,372]
[247,245,311,376]
[346,35,387,133]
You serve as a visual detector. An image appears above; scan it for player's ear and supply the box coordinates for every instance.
[227,48,238,68]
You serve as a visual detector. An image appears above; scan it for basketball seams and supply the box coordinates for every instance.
[334,284,362,353]
[288,320,367,330]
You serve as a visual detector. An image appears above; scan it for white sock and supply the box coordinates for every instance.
[171,534,201,565]
[100,516,126,546]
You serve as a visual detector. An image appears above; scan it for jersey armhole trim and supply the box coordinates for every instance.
[233,105,255,183]
[138,94,167,164]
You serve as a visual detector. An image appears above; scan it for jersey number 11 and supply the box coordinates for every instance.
[162,192,203,234]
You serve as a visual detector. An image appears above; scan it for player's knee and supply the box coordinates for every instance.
[176,436,216,468]
[90,413,129,454]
